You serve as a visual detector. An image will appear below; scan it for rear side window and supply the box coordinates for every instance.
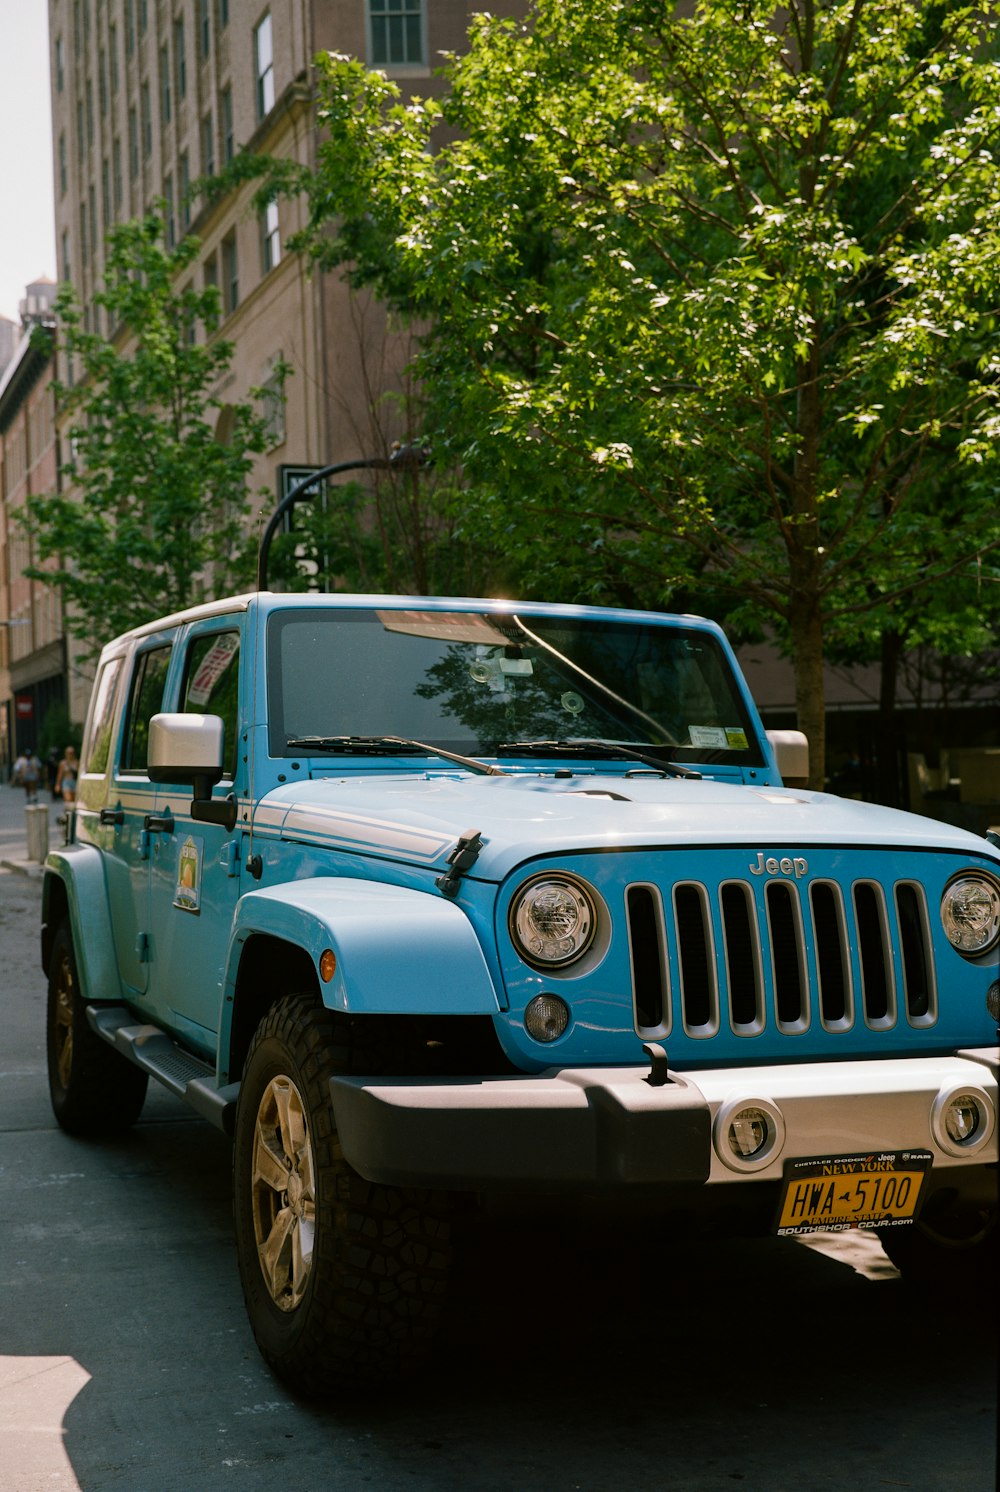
[122,645,173,772]
[82,657,124,775]
[180,631,240,778]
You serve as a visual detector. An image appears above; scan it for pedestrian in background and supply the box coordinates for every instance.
[12,750,42,803]
[55,746,79,805]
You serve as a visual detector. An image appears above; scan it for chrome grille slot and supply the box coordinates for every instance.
[810,880,852,1029]
[625,864,937,1042]
[895,881,937,1025]
[673,883,719,1035]
[720,882,763,1032]
[626,884,669,1035]
[765,882,807,1030]
[853,881,896,1028]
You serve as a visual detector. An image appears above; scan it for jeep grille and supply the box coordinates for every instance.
[626,877,937,1039]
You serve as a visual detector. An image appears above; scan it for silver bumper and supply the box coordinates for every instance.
[331,1049,998,1190]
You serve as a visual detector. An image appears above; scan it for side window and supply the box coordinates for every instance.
[82,656,124,775]
[122,645,173,772]
[181,631,240,778]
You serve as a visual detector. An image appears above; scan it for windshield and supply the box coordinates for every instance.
[266,607,765,766]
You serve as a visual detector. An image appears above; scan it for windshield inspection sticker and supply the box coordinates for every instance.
[689,726,727,748]
[174,836,204,914]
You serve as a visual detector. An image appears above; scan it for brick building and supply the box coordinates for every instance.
[37,0,523,728]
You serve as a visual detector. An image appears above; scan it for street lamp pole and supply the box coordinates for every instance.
[256,444,428,592]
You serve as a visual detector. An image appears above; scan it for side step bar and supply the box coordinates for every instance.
[86,1005,240,1136]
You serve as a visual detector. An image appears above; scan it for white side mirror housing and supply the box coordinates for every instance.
[766,729,809,787]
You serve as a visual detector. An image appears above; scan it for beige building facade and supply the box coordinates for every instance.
[39,0,524,726]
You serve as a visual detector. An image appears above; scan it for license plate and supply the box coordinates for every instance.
[775,1150,933,1236]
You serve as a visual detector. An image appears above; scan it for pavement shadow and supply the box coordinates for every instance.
[7,1111,990,1492]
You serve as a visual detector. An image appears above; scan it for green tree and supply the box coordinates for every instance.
[23,212,281,655]
[263,0,1000,784]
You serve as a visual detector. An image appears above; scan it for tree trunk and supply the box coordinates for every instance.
[789,590,827,790]
[876,628,902,807]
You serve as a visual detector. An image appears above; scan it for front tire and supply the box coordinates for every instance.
[233,995,452,1396]
[46,919,148,1135]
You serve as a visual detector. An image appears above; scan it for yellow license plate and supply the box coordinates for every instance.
[775,1150,933,1236]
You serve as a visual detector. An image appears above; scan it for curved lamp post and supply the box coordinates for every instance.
[256,443,428,591]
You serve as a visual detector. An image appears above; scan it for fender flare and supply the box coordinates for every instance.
[224,877,503,1016]
[42,845,122,1003]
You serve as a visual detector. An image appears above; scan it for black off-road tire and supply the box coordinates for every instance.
[233,994,452,1397]
[46,919,148,1136]
[877,1195,996,1289]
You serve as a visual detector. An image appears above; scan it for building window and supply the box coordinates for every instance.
[125,1,134,57]
[102,157,111,226]
[260,357,285,448]
[128,106,139,178]
[59,134,67,195]
[86,80,94,146]
[89,184,97,258]
[61,229,71,282]
[199,0,210,57]
[218,0,229,28]
[55,36,65,92]
[200,110,215,177]
[369,0,425,67]
[141,82,152,157]
[179,151,191,229]
[77,100,85,161]
[160,45,171,123]
[139,0,148,35]
[255,14,274,121]
[261,199,280,272]
[221,85,234,163]
[113,137,123,210]
[222,232,239,314]
[80,202,88,267]
[175,16,187,101]
[99,48,108,115]
[110,23,119,92]
[164,175,176,248]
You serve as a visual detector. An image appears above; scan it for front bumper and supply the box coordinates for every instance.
[330,1049,998,1191]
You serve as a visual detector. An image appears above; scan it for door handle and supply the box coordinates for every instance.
[99,807,124,826]
[143,811,175,834]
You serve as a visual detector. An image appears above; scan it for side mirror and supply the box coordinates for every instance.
[148,713,237,831]
[766,729,809,788]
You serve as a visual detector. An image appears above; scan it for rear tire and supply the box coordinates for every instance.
[46,919,148,1135]
[233,994,452,1396]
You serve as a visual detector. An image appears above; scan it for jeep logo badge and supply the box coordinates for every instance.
[750,852,808,878]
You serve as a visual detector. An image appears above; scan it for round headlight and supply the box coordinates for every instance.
[510,875,597,968]
[941,875,1000,955]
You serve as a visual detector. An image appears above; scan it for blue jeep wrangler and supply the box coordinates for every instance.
[43,593,998,1393]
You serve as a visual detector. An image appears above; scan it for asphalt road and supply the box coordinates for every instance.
[0,786,996,1491]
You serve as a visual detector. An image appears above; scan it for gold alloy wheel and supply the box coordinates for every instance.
[251,1075,317,1312]
[53,949,75,1091]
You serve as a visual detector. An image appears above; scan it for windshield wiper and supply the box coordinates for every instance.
[285,735,508,777]
[496,739,701,779]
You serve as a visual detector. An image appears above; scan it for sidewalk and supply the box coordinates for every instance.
[0,780,56,879]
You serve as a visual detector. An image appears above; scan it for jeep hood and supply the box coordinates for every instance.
[253,773,997,883]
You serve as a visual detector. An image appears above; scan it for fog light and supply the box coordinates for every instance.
[931,1083,995,1157]
[945,1095,981,1145]
[524,994,570,1043]
[728,1106,770,1158]
[714,1096,785,1173]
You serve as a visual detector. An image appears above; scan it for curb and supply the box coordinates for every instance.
[1,856,43,880]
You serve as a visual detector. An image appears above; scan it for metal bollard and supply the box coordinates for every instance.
[25,803,50,862]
